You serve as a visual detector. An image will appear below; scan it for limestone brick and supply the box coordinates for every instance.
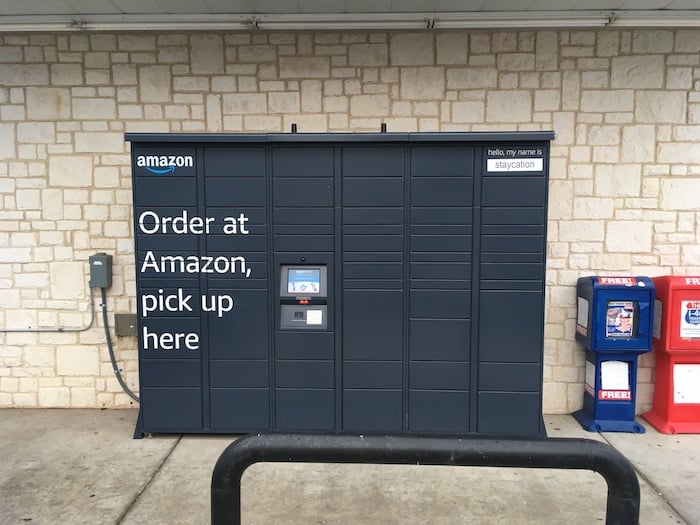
[581,90,633,113]
[48,156,93,187]
[282,114,327,132]
[492,32,517,52]
[244,115,281,130]
[635,91,686,123]
[18,377,39,392]
[675,30,700,52]
[15,190,40,210]
[543,382,568,413]
[56,345,100,376]
[497,53,534,71]
[498,73,518,89]
[350,95,389,117]
[344,79,361,95]
[485,91,532,122]
[550,112,573,145]
[606,221,653,253]
[585,125,619,146]
[535,31,558,71]
[118,104,142,119]
[348,44,387,66]
[451,101,484,123]
[51,64,83,86]
[558,221,605,242]
[138,65,171,103]
[235,76,256,92]
[660,179,700,210]
[0,64,48,86]
[0,45,22,62]
[222,114,242,130]
[190,35,223,74]
[561,71,580,111]
[682,245,700,265]
[75,132,123,153]
[25,87,71,119]
[399,68,444,100]
[210,77,236,93]
[436,34,467,65]
[1,105,24,121]
[414,102,438,116]
[390,33,433,65]
[594,164,641,197]
[534,90,559,111]
[118,34,155,51]
[223,93,267,114]
[173,76,209,92]
[470,33,490,54]
[548,181,573,219]
[330,67,355,78]
[22,47,43,63]
[674,126,700,141]
[280,57,330,79]
[323,96,348,113]
[667,68,693,90]
[658,143,700,164]
[205,94,222,132]
[269,92,301,113]
[573,197,615,219]
[590,253,631,271]
[591,146,617,163]
[581,71,607,89]
[70,387,97,407]
[24,347,54,368]
[611,55,664,88]
[0,123,16,159]
[49,262,85,300]
[12,393,36,407]
[72,98,116,120]
[621,125,655,163]
[160,48,190,66]
[632,30,673,54]
[38,387,70,407]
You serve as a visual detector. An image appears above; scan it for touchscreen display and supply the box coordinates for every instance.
[287,268,321,294]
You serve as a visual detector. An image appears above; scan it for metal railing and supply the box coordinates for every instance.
[211,433,640,525]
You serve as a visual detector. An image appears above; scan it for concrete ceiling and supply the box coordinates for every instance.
[1,0,699,30]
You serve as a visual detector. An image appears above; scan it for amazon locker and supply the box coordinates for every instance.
[127,131,553,437]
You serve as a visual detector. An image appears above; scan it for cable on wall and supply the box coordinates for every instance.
[0,285,96,333]
[101,287,140,403]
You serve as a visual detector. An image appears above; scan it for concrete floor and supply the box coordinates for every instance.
[1,409,698,524]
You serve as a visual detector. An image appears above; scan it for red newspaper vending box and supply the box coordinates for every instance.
[642,276,700,434]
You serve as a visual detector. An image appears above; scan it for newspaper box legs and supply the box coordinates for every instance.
[574,276,654,433]
[642,276,700,434]
[574,349,645,433]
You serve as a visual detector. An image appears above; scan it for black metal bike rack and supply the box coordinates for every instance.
[211,433,640,525]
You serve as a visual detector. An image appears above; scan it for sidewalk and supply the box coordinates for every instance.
[1,408,697,524]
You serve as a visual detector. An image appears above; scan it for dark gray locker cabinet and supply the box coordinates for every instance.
[128,132,552,437]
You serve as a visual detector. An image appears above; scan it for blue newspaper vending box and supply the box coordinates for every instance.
[573,276,654,433]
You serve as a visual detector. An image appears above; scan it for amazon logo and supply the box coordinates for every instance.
[136,154,194,174]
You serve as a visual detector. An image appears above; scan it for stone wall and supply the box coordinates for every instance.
[1,29,699,412]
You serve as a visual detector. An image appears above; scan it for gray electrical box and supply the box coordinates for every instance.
[89,253,112,289]
[128,132,553,438]
[115,313,138,336]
